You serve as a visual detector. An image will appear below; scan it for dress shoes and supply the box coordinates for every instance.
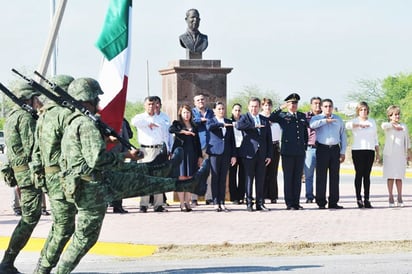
[271,199,277,204]
[364,200,373,208]
[220,204,231,212]
[294,205,303,210]
[356,200,364,208]
[113,207,128,214]
[328,204,343,209]
[256,205,270,211]
[318,205,326,209]
[139,206,148,213]
[306,199,313,203]
[41,208,50,216]
[14,209,22,216]
[154,206,168,212]
[246,205,254,212]
[205,199,213,205]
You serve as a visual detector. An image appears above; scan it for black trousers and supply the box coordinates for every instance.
[282,154,305,207]
[243,149,266,205]
[264,143,280,200]
[352,150,375,200]
[229,152,245,202]
[315,144,341,207]
[210,154,231,204]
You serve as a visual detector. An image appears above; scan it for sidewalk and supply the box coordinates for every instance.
[1,166,412,256]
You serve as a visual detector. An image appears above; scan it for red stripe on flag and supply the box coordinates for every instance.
[99,76,128,150]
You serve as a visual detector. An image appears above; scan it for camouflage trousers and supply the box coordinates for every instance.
[36,173,77,271]
[1,169,42,265]
[55,168,194,274]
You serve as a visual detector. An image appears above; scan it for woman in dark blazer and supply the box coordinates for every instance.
[169,104,203,212]
[206,102,237,212]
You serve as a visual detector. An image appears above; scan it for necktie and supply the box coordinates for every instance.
[254,116,261,134]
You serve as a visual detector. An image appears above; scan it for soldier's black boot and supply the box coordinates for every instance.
[0,250,21,274]
[148,147,183,178]
[147,143,168,165]
[176,158,210,193]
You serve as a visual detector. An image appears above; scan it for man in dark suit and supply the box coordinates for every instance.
[270,93,308,210]
[236,97,273,211]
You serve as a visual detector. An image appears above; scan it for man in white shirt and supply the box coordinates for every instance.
[131,96,168,213]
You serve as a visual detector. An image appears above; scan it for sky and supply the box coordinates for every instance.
[2,0,412,110]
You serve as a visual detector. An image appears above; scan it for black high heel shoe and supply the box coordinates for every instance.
[185,203,192,212]
[357,200,364,208]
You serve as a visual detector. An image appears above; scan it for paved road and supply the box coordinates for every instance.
[1,150,412,273]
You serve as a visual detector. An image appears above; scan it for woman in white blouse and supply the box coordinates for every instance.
[381,105,411,207]
[346,102,379,208]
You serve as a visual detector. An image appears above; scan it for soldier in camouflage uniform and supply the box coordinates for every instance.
[0,81,43,274]
[55,78,209,274]
[31,75,77,274]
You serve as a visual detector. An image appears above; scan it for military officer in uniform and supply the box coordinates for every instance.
[270,93,308,210]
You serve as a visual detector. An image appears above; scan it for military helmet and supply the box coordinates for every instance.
[50,74,74,92]
[67,78,103,102]
[12,80,41,100]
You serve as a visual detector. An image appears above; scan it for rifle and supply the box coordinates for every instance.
[0,82,39,120]
[12,69,143,157]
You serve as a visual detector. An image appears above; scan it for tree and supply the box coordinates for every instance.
[346,78,383,106]
[227,84,281,116]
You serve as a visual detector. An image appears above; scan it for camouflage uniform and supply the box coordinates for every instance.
[0,82,42,274]
[32,75,77,274]
[56,78,209,274]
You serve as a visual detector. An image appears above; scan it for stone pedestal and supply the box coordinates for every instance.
[159,59,233,121]
[159,59,232,202]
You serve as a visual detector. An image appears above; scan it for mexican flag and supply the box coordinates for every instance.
[96,0,132,137]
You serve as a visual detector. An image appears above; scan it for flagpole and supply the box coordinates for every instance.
[37,0,68,80]
[146,59,150,96]
[50,0,57,77]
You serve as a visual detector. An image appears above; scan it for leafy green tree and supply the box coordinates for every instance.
[124,101,144,147]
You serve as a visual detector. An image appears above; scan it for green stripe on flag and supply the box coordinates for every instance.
[95,0,131,61]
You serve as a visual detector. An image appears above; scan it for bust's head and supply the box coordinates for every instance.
[185,9,200,32]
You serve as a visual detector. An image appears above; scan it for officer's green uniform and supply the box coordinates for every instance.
[55,78,208,274]
[31,75,78,274]
[0,82,42,274]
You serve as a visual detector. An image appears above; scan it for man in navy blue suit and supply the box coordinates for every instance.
[236,97,273,211]
[270,93,308,210]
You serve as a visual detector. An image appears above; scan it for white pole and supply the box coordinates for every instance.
[50,0,57,77]
[37,0,68,80]
[146,60,150,96]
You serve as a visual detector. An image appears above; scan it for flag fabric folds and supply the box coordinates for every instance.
[96,0,132,139]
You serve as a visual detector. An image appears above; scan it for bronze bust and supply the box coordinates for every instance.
[179,9,208,59]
